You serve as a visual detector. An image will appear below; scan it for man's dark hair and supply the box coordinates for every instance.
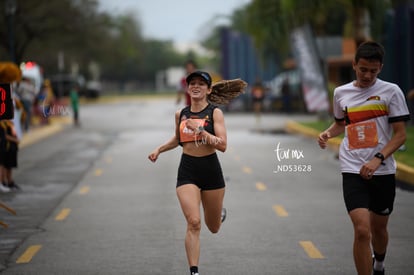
[355,41,385,64]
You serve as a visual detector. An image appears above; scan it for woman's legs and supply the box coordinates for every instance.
[176,184,225,272]
[201,187,225,233]
[177,184,202,267]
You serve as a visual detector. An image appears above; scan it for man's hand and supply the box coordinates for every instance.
[318,131,331,149]
[359,158,382,179]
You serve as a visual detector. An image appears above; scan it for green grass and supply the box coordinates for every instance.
[394,126,414,167]
[300,120,414,167]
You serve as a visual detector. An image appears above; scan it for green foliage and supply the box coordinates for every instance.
[394,126,414,167]
[0,0,194,84]
[1,0,398,85]
[229,0,392,63]
[245,0,290,57]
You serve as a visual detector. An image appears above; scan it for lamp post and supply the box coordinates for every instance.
[5,0,17,63]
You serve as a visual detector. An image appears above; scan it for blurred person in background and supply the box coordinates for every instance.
[176,60,197,106]
[281,77,292,113]
[251,78,266,124]
[0,123,8,193]
[0,62,22,192]
[34,79,55,125]
[407,89,414,125]
[0,120,20,190]
[17,77,36,131]
[12,92,25,142]
[70,85,80,126]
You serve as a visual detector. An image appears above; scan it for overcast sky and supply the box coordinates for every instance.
[97,0,250,52]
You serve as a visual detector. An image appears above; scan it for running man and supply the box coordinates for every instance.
[318,41,410,275]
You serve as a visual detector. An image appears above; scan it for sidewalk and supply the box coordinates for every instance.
[285,120,414,186]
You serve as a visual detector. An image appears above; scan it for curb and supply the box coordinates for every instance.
[20,116,72,149]
[285,120,414,186]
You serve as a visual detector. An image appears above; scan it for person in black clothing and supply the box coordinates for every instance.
[0,123,9,193]
[251,79,266,123]
[0,120,20,191]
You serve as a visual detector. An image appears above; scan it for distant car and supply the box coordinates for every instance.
[48,74,85,98]
[83,81,101,98]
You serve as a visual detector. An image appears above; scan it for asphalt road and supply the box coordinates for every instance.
[0,97,413,275]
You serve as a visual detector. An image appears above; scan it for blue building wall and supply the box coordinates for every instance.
[220,27,279,85]
[382,4,414,94]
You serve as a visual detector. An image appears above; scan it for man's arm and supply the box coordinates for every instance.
[318,120,345,149]
[359,121,406,179]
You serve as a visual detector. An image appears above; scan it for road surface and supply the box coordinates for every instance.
[0,97,413,274]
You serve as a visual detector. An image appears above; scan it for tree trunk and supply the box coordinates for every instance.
[353,7,371,47]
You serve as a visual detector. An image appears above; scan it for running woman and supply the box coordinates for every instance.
[149,71,246,275]
[318,41,410,275]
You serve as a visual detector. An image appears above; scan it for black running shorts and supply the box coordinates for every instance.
[342,173,396,215]
[177,153,225,191]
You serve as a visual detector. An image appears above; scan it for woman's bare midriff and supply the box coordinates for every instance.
[182,142,216,157]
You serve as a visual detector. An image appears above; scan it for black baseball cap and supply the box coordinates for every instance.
[186,71,212,87]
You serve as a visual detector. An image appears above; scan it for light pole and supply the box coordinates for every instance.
[5,0,17,63]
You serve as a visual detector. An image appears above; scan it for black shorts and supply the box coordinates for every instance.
[0,150,5,165]
[3,149,17,168]
[177,153,225,191]
[342,173,395,215]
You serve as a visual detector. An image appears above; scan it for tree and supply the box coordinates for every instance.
[238,0,391,59]
[0,0,104,64]
[98,13,144,81]
[0,0,201,86]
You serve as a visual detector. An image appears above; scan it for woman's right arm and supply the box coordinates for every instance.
[148,110,181,162]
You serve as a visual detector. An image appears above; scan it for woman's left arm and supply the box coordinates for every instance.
[200,108,227,152]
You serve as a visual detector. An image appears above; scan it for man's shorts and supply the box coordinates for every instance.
[177,153,225,191]
[342,173,396,215]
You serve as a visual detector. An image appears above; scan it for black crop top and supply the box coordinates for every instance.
[179,104,217,144]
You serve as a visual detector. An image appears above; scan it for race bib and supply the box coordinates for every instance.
[179,118,205,143]
[347,121,378,150]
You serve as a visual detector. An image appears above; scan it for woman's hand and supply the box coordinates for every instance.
[148,148,160,163]
[185,118,201,132]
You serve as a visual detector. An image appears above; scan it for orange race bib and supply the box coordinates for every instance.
[179,118,205,143]
[346,121,378,150]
